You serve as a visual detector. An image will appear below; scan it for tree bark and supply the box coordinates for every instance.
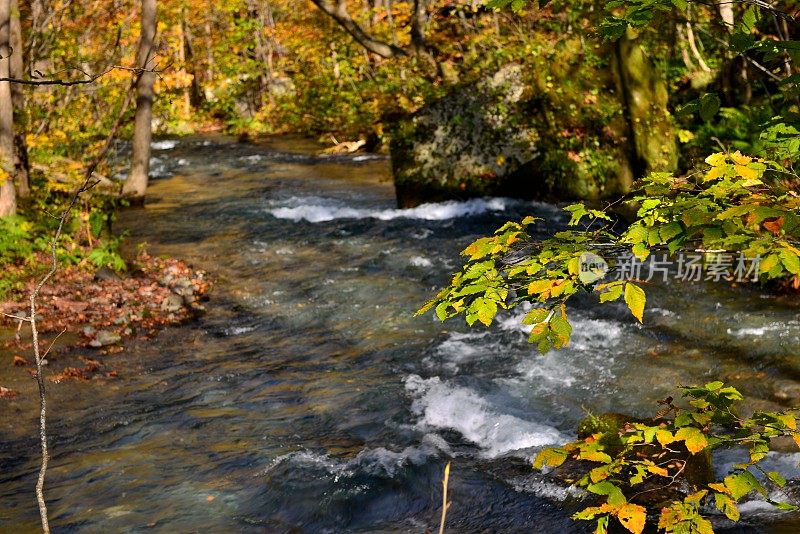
[615,28,677,176]
[122,0,157,203]
[10,0,29,198]
[0,0,17,217]
[246,0,274,104]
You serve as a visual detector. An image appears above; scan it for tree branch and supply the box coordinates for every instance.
[26,69,138,534]
[0,64,161,86]
[310,0,406,58]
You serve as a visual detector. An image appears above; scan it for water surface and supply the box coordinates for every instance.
[2,136,800,532]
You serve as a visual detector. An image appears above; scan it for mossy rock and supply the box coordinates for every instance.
[389,42,638,207]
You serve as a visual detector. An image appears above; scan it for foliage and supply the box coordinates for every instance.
[86,236,127,272]
[0,215,34,264]
[418,149,800,352]
[533,382,800,533]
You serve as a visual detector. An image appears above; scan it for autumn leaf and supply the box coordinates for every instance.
[763,217,784,235]
[617,503,646,534]
[734,164,759,180]
[705,152,727,166]
[675,427,708,454]
[533,448,568,469]
[624,283,646,323]
[730,151,753,165]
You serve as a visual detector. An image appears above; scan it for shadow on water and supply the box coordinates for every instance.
[1,135,800,532]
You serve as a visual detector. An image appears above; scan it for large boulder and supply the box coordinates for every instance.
[390,35,676,208]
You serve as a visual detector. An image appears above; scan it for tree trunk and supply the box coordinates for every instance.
[181,15,204,108]
[10,0,29,198]
[246,0,273,104]
[122,0,157,203]
[615,28,677,176]
[0,0,17,217]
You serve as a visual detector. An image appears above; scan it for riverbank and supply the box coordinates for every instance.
[0,250,209,393]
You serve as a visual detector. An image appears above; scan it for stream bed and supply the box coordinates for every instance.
[2,136,800,532]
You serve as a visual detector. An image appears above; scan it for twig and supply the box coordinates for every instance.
[0,64,163,86]
[438,462,451,534]
[1,311,29,321]
[41,328,67,361]
[25,66,139,534]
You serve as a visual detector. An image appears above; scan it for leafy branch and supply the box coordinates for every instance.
[534,382,800,533]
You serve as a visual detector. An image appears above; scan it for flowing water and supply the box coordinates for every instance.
[2,136,800,533]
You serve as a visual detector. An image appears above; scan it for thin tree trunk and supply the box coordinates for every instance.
[719,2,734,30]
[178,10,191,115]
[10,0,29,198]
[685,22,710,72]
[246,0,273,104]
[122,0,157,203]
[0,0,17,217]
[181,14,204,108]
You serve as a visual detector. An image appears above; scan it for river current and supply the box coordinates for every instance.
[2,136,800,532]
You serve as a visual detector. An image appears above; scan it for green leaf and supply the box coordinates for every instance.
[781,252,800,275]
[714,492,740,521]
[766,471,787,488]
[599,284,623,303]
[699,93,721,122]
[523,308,550,325]
[550,315,573,345]
[624,283,646,323]
[587,481,626,506]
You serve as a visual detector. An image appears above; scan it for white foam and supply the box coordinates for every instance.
[405,374,565,458]
[509,477,584,501]
[726,323,784,337]
[149,156,171,178]
[426,331,490,372]
[409,256,433,268]
[225,326,255,336]
[264,435,448,479]
[266,197,523,223]
[151,140,179,150]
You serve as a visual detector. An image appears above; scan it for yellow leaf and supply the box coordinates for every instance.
[617,503,646,534]
[655,429,675,446]
[792,433,800,449]
[580,450,613,463]
[590,466,611,483]
[735,165,759,180]
[708,482,728,494]
[624,283,646,323]
[647,465,669,477]
[705,152,728,167]
[730,151,752,165]
[528,279,554,295]
[533,447,568,469]
[675,427,708,454]
[704,165,726,181]
[778,414,797,430]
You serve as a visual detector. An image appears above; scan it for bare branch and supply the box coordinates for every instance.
[0,64,162,86]
[310,0,407,58]
[26,67,138,534]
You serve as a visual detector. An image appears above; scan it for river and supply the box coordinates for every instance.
[2,136,800,532]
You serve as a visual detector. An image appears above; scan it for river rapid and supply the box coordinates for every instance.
[2,136,800,532]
